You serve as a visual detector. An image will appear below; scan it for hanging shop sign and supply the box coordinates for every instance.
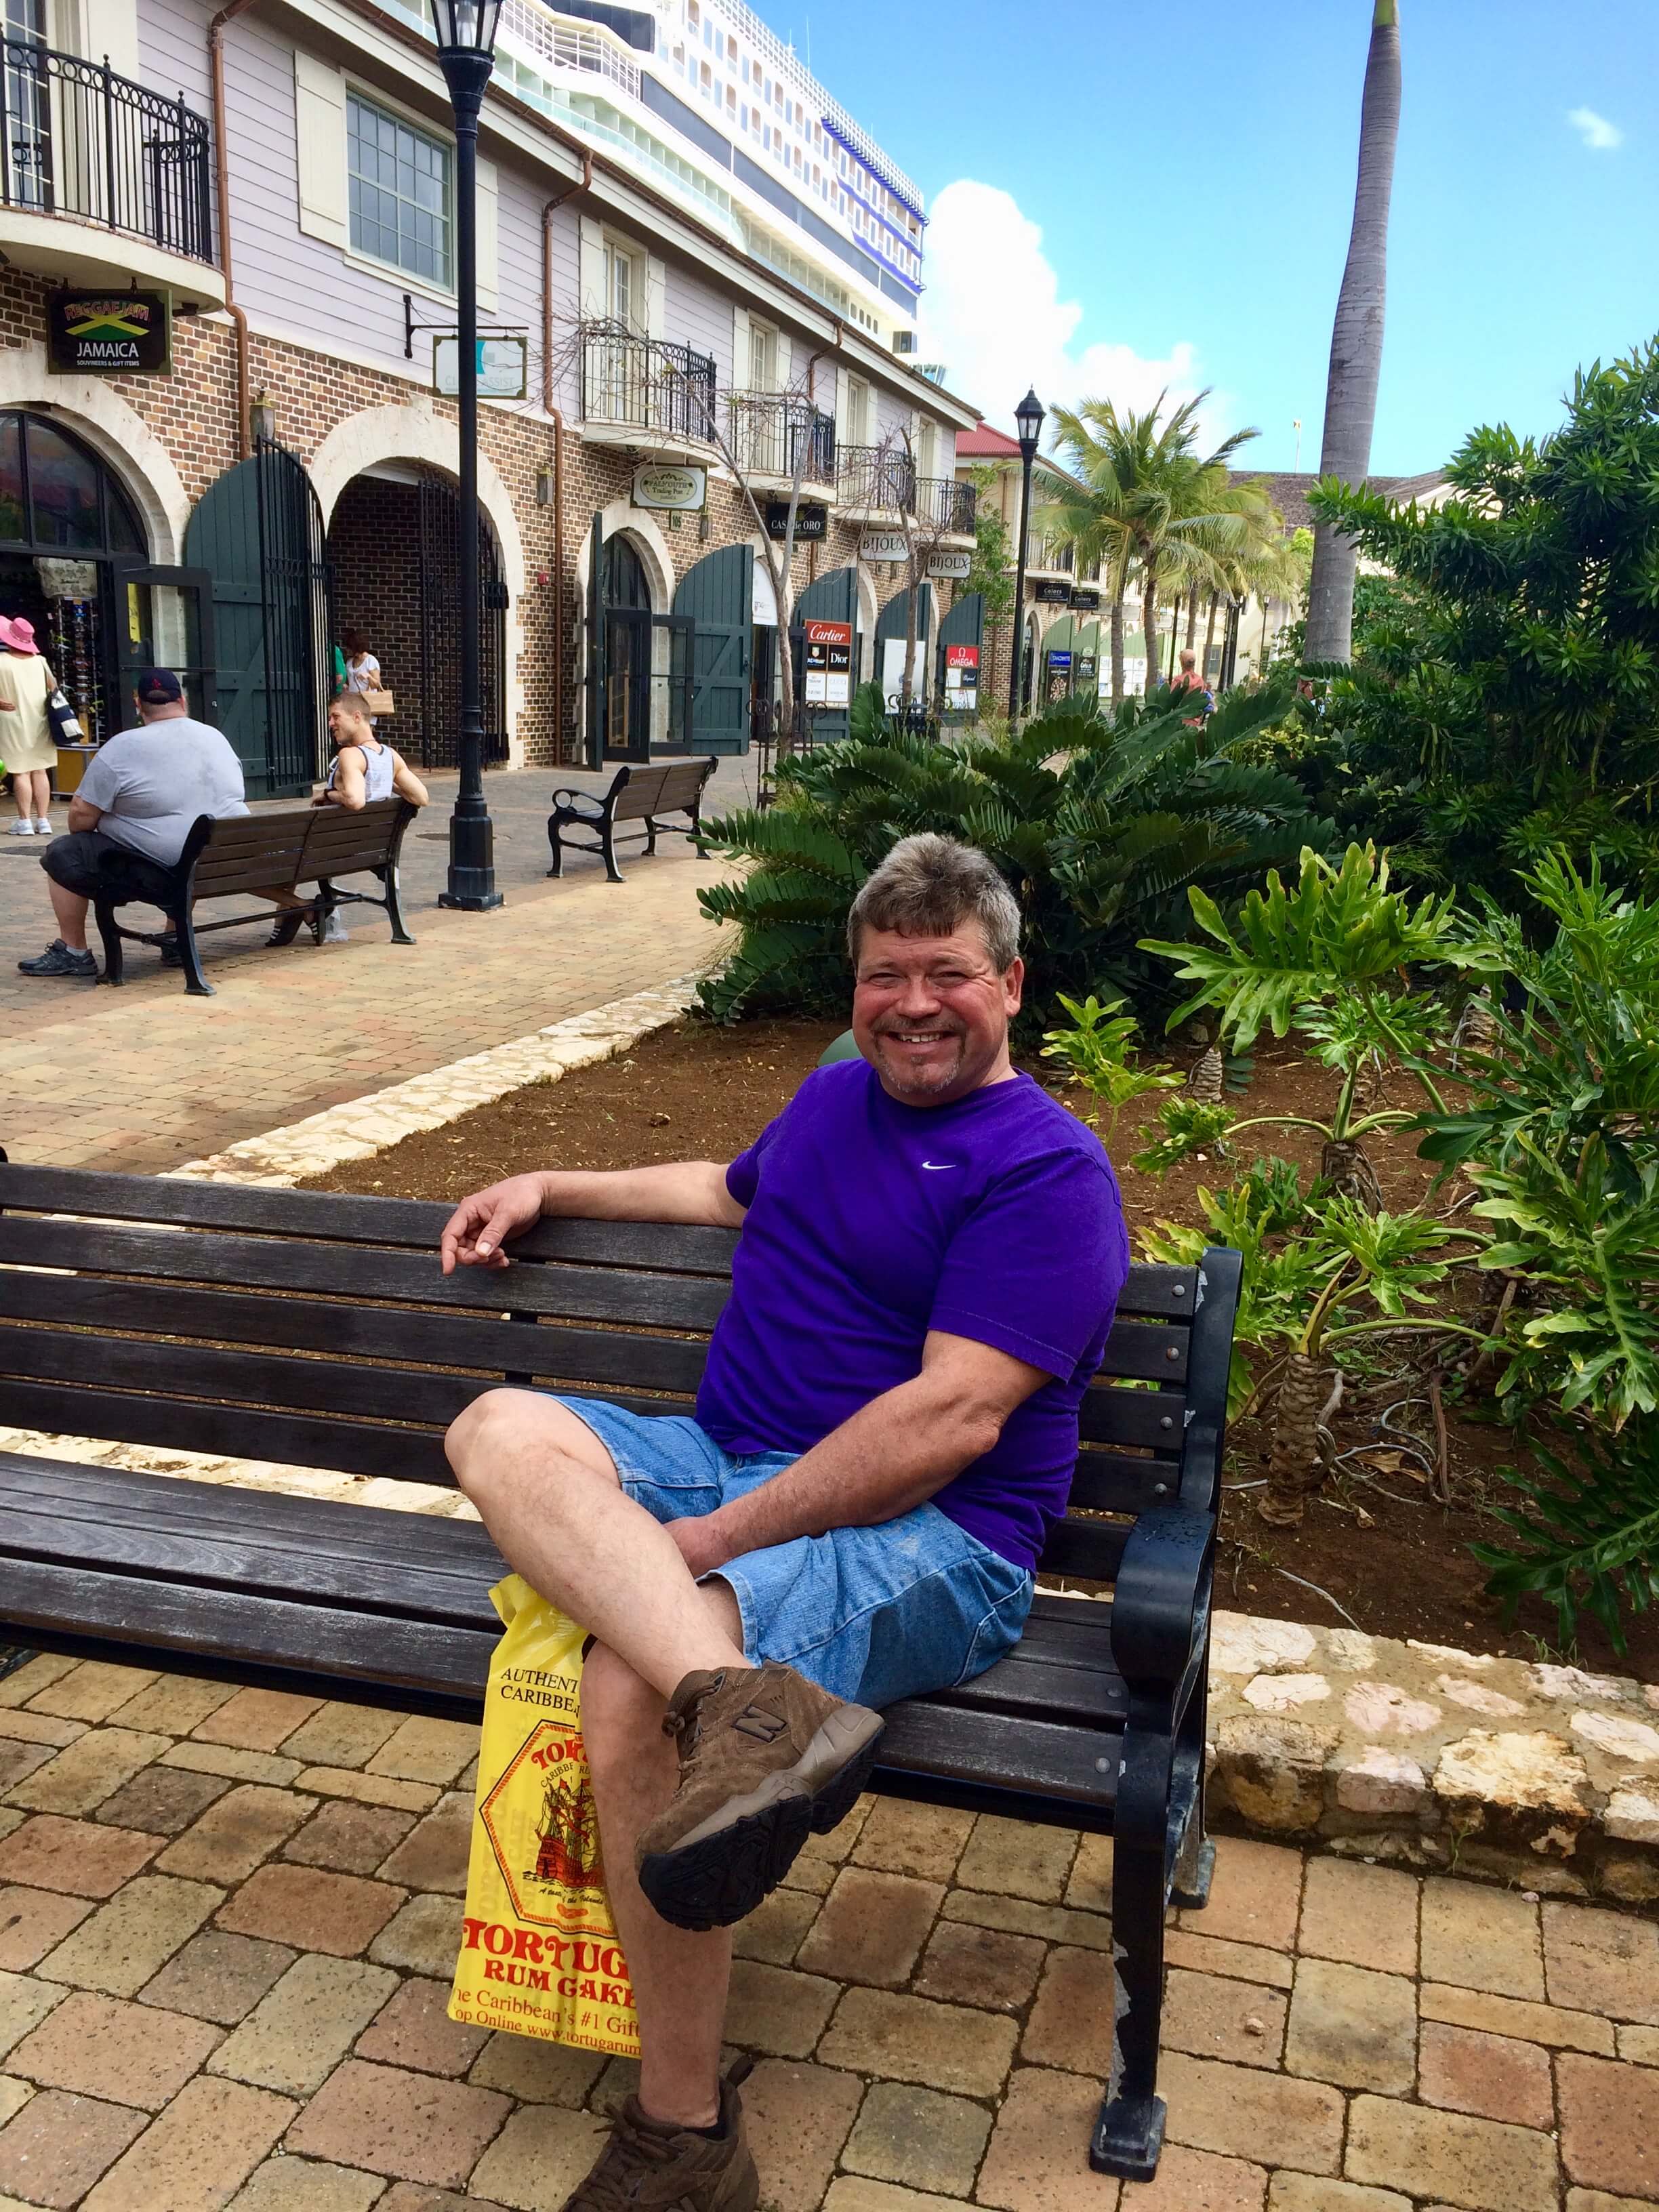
[764,499,827,540]
[927,550,972,581]
[943,642,979,702]
[802,619,853,709]
[1070,587,1101,610]
[48,289,171,375]
[1078,653,1098,679]
[1035,579,1072,605]
[632,462,707,512]
[861,530,909,564]
[1046,649,1073,671]
[433,334,529,399]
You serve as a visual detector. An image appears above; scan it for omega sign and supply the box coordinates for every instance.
[48,289,171,376]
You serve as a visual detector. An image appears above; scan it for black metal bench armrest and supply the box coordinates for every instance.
[550,789,603,820]
[1109,1504,1214,1691]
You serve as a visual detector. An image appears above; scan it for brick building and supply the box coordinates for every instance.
[0,0,980,793]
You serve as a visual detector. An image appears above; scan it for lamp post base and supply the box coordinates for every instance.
[440,804,504,911]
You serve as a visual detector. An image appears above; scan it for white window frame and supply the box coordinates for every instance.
[344,87,455,294]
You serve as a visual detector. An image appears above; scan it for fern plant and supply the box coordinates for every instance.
[693,677,1336,1024]
[1475,1416,1659,1658]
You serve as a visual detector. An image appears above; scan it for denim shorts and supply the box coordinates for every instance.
[552,1395,1034,1709]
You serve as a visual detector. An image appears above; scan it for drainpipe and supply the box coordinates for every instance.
[208,0,259,459]
[543,153,590,763]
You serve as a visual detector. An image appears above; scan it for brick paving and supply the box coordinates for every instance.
[0,1656,1654,2208]
[0,762,740,1174]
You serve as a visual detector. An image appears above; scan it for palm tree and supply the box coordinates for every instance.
[1305,0,1404,662]
[1044,394,1263,701]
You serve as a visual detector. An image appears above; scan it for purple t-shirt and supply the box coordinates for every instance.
[695,1059,1129,1573]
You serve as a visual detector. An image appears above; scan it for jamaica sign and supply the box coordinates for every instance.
[48,289,171,376]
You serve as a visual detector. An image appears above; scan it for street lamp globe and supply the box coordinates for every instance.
[1014,387,1045,464]
[431,0,501,57]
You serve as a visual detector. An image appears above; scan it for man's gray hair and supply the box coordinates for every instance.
[847,833,1021,970]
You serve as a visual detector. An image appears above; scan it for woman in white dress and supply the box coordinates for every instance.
[341,628,382,720]
[0,615,60,837]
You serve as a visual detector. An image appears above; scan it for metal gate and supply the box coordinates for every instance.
[412,467,507,771]
[184,439,331,798]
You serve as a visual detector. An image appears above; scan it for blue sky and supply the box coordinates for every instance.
[766,0,1659,474]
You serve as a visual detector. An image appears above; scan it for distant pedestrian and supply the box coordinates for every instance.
[341,628,382,717]
[267,693,427,947]
[1169,647,1212,722]
[0,615,61,838]
[18,669,247,979]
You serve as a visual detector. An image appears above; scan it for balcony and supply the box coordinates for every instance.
[915,474,976,540]
[578,324,718,464]
[837,444,912,522]
[727,391,835,491]
[1026,534,1076,579]
[0,39,221,298]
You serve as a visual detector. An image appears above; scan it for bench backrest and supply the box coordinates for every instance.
[0,1164,1234,1582]
[611,759,714,821]
[183,808,315,900]
[293,796,414,884]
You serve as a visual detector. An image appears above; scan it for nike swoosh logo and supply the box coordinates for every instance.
[921,1162,957,1171]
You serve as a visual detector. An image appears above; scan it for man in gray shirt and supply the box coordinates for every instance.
[19,669,247,979]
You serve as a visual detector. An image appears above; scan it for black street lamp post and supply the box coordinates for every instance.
[434,0,504,912]
[1008,386,1044,721]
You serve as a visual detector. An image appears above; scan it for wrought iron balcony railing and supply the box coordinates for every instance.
[579,324,718,445]
[1027,534,1076,575]
[726,391,835,487]
[0,38,213,262]
[837,443,914,514]
[914,475,976,536]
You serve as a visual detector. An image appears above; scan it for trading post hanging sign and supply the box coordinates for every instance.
[48,289,171,375]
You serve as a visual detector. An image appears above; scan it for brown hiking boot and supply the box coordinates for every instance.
[636,1662,884,1931]
[561,2072,758,2212]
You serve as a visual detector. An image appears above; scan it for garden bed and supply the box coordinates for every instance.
[300,1016,1659,1679]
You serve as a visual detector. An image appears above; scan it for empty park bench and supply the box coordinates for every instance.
[547,758,717,883]
[92,795,418,996]
[0,1158,1237,2183]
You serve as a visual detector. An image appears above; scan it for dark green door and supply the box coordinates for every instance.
[936,590,984,719]
[875,583,933,705]
[672,543,752,756]
[791,565,859,745]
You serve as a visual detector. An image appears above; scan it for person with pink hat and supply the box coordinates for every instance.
[0,615,59,838]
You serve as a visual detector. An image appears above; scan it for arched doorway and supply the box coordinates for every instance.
[328,466,507,772]
[876,583,933,705]
[0,409,201,751]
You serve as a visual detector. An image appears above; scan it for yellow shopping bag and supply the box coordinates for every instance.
[448,1575,640,2057]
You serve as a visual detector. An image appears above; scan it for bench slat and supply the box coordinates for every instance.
[1037,1517,1132,1581]
[1095,1322,1188,1385]
[1077,1389,1185,1451]
[877,1698,1118,1809]
[0,1271,708,1398]
[1068,1451,1180,1514]
[0,1217,732,1332]
[0,1555,500,1707]
[930,1649,1126,1727]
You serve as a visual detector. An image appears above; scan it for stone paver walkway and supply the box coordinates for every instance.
[0,1654,1654,2211]
[0,765,728,1174]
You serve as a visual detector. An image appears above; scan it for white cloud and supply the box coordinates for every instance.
[1568,105,1622,150]
[916,178,1237,455]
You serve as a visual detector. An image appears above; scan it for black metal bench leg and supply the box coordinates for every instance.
[691,803,708,858]
[1091,1837,1168,2182]
[546,815,564,878]
[378,863,415,945]
[1169,1666,1214,1911]
[176,905,212,997]
[92,898,124,986]
[644,816,659,856]
[602,819,623,884]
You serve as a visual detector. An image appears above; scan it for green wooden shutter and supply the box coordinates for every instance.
[672,543,752,755]
[792,565,859,744]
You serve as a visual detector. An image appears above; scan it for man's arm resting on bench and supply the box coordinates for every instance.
[440,1162,744,1270]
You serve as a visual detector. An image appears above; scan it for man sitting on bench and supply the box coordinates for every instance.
[442,833,1128,2212]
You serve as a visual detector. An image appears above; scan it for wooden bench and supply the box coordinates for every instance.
[92,796,417,996]
[0,1159,1237,2183]
[548,758,716,883]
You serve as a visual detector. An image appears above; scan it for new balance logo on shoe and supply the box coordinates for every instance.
[731,1706,789,1743]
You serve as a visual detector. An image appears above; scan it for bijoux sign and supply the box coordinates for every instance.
[860,531,909,564]
[47,289,171,375]
[632,464,707,512]
[926,550,972,581]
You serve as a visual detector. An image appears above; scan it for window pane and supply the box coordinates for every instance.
[26,417,101,550]
[0,415,22,543]
[347,94,451,287]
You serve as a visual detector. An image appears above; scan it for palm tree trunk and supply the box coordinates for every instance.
[1185,594,1199,649]
[1141,573,1159,695]
[1259,1351,1330,1527]
[1109,592,1125,706]
[1203,591,1220,684]
[1305,0,1403,664]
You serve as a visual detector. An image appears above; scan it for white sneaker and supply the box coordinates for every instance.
[7,819,33,836]
[32,817,52,836]
[322,912,350,944]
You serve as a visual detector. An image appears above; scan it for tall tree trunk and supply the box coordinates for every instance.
[1259,1351,1331,1527]
[1305,0,1402,663]
[1185,593,1199,649]
[1109,592,1125,706]
[1203,590,1220,685]
[1141,572,1159,695]
[1168,594,1182,678]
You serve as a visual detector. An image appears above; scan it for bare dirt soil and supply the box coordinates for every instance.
[302,1017,1658,1677]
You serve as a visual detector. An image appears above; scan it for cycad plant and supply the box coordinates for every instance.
[1138,842,1466,1201]
[693,678,1336,1025]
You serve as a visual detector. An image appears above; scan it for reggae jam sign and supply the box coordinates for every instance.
[48,289,171,376]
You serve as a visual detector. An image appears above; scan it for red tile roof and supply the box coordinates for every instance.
[957,422,1023,459]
